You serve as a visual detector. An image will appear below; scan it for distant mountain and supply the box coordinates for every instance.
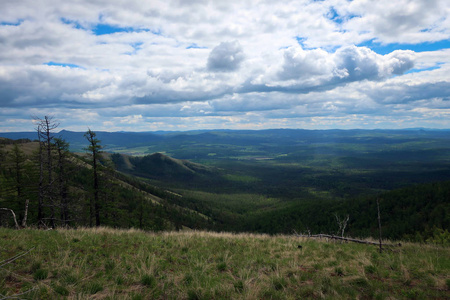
[1,128,450,153]
[0,130,164,151]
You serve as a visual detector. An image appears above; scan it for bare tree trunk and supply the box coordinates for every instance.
[0,207,19,229]
[335,213,349,238]
[37,128,44,225]
[377,198,383,253]
[44,117,55,228]
[54,138,69,226]
[35,116,59,228]
[84,129,102,227]
[21,199,29,227]
[93,154,100,226]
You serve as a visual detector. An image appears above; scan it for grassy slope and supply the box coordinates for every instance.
[1,228,449,299]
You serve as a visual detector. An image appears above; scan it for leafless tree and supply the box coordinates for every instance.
[84,128,102,227]
[34,116,59,228]
[335,213,349,238]
[54,137,70,226]
[377,198,383,253]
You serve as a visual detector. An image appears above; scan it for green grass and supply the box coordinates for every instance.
[0,227,449,299]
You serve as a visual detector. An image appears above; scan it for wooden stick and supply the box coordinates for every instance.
[294,233,401,247]
[0,247,35,268]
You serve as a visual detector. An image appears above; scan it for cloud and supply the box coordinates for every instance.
[207,41,245,72]
[239,45,416,96]
[0,0,449,131]
[366,81,450,105]
[343,0,450,44]
[278,47,334,80]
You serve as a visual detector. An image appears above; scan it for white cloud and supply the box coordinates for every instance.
[0,0,449,131]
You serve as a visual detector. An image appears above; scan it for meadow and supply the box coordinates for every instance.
[1,227,449,299]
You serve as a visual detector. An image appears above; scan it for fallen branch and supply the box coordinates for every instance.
[293,232,401,247]
[0,247,37,300]
[0,247,35,268]
[0,286,37,300]
[0,208,19,229]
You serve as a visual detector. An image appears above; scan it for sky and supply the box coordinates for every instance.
[0,0,449,132]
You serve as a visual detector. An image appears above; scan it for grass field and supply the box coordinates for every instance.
[1,227,449,299]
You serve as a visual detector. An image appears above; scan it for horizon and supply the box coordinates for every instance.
[1,127,450,135]
[1,1,449,131]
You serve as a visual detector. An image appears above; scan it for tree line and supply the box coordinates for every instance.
[0,116,209,230]
[0,116,104,228]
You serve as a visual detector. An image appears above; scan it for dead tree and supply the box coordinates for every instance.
[21,199,29,227]
[334,213,349,238]
[36,126,44,225]
[54,137,70,226]
[377,198,383,253]
[84,129,102,227]
[34,116,59,228]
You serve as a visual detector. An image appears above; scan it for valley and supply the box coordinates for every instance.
[1,129,449,240]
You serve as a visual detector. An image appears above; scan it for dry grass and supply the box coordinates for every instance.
[0,227,449,299]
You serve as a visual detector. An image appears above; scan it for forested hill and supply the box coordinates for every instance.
[0,138,213,230]
[1,134,449,243]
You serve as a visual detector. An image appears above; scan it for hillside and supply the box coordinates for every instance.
[240,180,450,240]
[111,152,214,181]
[2,135,449,241]
[0,139,213,231]
[1,228,448,299]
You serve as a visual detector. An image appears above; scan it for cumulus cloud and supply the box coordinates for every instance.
[343,0,449,44]
[278,47,334,80]
[207,41,245,72]
[0,0,449,131]
[240,45,416,96]
[333,46,416,82]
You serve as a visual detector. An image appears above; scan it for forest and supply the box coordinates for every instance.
[0,117,213,232]
[1,119,449,244]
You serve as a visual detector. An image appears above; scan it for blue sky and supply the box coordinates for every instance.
[0,0,449,132]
